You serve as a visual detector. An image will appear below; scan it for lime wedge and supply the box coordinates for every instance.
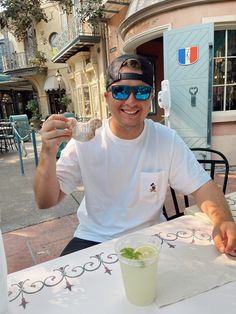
[134,245,157,260]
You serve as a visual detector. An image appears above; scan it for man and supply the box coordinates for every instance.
[34,54,236,256]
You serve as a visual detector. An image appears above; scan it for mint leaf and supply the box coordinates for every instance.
[120,247,142,260]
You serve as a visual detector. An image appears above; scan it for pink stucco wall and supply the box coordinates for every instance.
[124,1,236,41]
[212,122,236,136]
[107,7,129,63]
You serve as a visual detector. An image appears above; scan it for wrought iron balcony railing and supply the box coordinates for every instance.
[2,51,47,74]
[51,14,101,63]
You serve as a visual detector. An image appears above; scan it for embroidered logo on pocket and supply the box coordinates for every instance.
[150,183,157,192]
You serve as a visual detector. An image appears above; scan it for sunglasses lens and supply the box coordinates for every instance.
[134,86,152,100]
[112,86,130,100]
[111,85,152,100]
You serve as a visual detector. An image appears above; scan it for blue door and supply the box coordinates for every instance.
[164,23,214,147]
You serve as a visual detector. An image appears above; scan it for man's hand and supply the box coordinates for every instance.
[192,180,236,254]
[40,114,72,156]
[212,220,236,254]
[34,114,70,208]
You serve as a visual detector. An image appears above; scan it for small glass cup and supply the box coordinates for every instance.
[115,233,161,306]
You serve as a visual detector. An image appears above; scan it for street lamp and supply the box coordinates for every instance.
[55,69,62,103]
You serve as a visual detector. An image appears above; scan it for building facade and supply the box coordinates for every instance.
[51,0,131,120]
[1,0,131,121]
[117,0,236,165]
[1,0,236,165]
[0,1,73,120]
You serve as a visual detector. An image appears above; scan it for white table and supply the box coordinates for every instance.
[7,215,236,314]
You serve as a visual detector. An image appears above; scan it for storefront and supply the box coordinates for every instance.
[0,75,34,119]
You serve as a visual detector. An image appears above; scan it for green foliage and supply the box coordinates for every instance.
[0,0,73,41]
[53,0,73,14]
[59,95,72,109]
[0,0,47,41]
[29,51,47,67]
[26,99,42,122]
[77,0,105,29]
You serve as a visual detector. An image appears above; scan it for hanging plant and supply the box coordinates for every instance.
[0,0,73,41]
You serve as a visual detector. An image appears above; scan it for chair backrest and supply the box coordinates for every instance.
[163,148,229,220]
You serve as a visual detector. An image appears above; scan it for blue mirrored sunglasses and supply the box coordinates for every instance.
[110,85,152,101]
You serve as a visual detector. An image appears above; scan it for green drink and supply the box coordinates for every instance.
[115,234,161,306]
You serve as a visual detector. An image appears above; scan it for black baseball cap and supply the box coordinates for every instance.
[106,54,154,89]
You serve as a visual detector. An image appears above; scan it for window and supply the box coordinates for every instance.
[83,86,91,115]
[213,29,236,111]
[48,32,59,48]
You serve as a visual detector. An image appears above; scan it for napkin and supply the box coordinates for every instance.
[151,216,236,307]
[0,230,10,314]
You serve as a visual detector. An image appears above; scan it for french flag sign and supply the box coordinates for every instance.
[178,46,198,65]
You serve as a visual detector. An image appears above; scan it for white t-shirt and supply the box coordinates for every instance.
[56,118,210,242]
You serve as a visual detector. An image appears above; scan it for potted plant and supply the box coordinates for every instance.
[26,99,42,129]
[59,95,72,112]
[29,51,47,66]
[29,51,48,73]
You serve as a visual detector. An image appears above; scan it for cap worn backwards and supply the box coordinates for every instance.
[106,54,154,89]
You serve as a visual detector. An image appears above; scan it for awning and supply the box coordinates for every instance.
[44,76,66,91]
[0,74,11,82]
[0,75,32,89]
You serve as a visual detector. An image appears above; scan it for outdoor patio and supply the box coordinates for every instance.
[1,135,236,273]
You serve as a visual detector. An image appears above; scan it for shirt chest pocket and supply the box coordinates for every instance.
[139,171,166,203]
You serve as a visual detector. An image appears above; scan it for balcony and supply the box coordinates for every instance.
[51,1,131,64]
[51,15,101,64]
[102,0,131,18]
[2,52,47,76]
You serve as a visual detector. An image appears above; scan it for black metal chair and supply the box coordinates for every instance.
[0,122,10,153]
[163,148,230,220]
[0,122,17,152]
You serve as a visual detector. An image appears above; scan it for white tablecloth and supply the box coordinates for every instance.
[0,230,10,314]
[7,215,236,313]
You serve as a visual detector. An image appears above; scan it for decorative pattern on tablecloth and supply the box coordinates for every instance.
[8,252,118,309]
[8,227,221,310]
[226,194,236,220]
[153,228,212,248]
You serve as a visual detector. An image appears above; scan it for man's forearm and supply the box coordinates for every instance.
[192,180,233,225]
[34,152,64,209]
